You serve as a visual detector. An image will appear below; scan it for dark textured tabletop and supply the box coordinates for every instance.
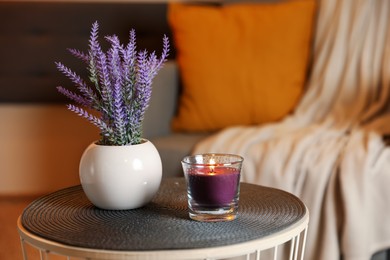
[21,178,306,251]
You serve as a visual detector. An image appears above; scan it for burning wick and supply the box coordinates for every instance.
[209,158,216,174]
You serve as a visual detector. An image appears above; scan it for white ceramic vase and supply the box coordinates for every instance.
[79,139,162,210]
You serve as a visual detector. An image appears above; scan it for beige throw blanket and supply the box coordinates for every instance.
[193,0,390,259]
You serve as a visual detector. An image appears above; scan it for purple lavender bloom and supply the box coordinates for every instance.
[55,62,97,106]
[56,21,169,145]
[56,86,90,107]
[67,48,89,64]
[67,104,113,137]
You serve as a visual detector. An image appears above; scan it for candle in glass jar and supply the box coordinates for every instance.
[182,153,243,222]
[187,165,240,206]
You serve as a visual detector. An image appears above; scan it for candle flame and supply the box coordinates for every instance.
[209,158,216,173]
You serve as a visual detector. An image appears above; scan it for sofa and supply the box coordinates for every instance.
[1,1,390,260]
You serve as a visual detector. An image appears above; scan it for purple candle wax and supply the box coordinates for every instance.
[187,167,240,206]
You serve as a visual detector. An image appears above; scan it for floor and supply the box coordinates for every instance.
[0,196,35,260]
[0,194,90,260]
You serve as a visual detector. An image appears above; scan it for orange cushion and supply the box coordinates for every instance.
[169,0,316,132]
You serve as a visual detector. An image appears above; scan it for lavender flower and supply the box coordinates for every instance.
[56,21,169,145]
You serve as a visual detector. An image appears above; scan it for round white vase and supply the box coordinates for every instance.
[79,139,162,210]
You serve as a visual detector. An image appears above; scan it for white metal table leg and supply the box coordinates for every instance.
[299,227,308,260]
[20,237,28,260]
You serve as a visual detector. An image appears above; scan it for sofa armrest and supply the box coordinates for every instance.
[143,61,179,139]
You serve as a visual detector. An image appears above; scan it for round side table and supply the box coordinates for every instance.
[17,178,309,260]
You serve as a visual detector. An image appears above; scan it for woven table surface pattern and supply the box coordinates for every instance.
[21,178,306,251]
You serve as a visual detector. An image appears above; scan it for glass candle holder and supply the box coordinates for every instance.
[181,153,244,222]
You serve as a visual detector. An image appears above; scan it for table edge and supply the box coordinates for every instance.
[17,208,309,260]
